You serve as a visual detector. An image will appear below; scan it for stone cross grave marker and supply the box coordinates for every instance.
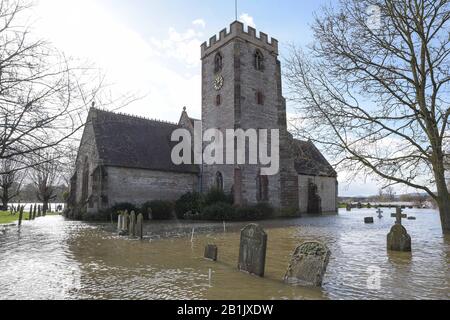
[129,211,136,237]
[284,241,331,287]
[136,213,144,239]
[238,224,267,277]
[204,245,218,261]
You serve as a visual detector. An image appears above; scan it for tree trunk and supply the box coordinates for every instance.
[434,167,450,233]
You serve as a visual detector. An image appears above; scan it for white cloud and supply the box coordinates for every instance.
[32,0,202,122]
[239,13,256,28]
[192,19,206,28]
[150,27,203,67]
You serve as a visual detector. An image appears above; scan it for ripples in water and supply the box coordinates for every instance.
[0,209,448,300]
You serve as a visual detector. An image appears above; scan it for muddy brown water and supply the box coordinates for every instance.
[0,209,448,300]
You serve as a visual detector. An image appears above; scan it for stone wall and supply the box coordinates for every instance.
[298,175,337,214]
[106,167,199,207]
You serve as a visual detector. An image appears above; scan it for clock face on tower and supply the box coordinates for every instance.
[213,75,224,91]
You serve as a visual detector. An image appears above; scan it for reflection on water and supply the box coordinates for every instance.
[0,209,448,300]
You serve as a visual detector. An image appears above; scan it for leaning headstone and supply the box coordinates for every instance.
[136,213,144,239]
[129,211,136,237]
[364,217,374,224]
[387,224,412,252]
[204,245,218,261]
[284,242,331,287]
[238,224,267,277]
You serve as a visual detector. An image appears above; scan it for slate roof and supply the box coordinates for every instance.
[293,140,337,177]
[90,108,199,174]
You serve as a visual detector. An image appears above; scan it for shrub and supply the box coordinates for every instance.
[110,203,139,215]
[235,203,275,221]
[200,202,236,221]
[204,188,233,206]
[175,192,204,219]
[141,200,175,220]
[278,207,301,218]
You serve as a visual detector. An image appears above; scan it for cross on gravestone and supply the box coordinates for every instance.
[238,224,267,277]
[395,207,404,225]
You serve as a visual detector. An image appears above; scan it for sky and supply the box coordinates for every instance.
[29,0,395,197]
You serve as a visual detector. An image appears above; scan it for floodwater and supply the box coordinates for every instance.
[0,209,448,300]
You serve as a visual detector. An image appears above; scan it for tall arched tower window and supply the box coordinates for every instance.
[254,50,264,71]
[214,53,223,73]
[215,172,224,191]
[81,158,90,203]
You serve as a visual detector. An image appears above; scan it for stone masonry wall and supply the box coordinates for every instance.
[298,175,338,214]
[106,167,198,207]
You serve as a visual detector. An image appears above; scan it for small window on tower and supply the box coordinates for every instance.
[216,94,222,106]
[254,50,264,71]
[256,91,264,105]
[214,53,223,73]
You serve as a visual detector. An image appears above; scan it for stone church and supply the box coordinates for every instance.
[68,21,338,216]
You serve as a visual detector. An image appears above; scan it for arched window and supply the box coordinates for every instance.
[254,50,264,71]
[257,173,269,202]
[215,172,224,191]
[81,158,90,203]
[214,53,223,73]
[256,91,264,105]
[216,94,221,106]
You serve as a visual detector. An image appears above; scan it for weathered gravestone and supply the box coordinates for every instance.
[204,245,218,261]
[238,224,267,277]
[284,242,331,287]
[129,211,136,237]
[32,204,37,220]
[364,217,374,224]
[387,224,412,252]
[346,203,352,211]
[37,205,41,217]
[136,213,144,239]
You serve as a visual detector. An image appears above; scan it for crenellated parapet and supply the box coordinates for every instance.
[201,21,279,58]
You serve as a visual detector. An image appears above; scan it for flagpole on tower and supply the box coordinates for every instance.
[235,0,238,21]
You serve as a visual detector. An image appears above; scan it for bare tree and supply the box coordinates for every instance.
[0,158,25,210]
[30,151,61,213]
[0,0,113,171]
[285,0,450,232]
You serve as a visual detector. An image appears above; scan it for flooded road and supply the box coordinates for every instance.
[0,209,448,300]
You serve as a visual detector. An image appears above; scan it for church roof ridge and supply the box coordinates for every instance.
[201,21,279,58]
[91,107,178,126]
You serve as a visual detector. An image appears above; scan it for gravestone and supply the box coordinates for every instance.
[364,217,374,224]
[238,224,267,277]
[387,224,412,252]
[284,242,331,287]
[18,206,24,226]
[32,204,37,220]
[117,213,123,231]
[346,203,352,211]
[129,211,136,237]
[37,205,41,217]
[204,245,218,261]
[147,208,153,221]
[136,213,144,239]
[123,211,129,231]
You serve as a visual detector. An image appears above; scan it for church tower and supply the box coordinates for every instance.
[200,21,299,209]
